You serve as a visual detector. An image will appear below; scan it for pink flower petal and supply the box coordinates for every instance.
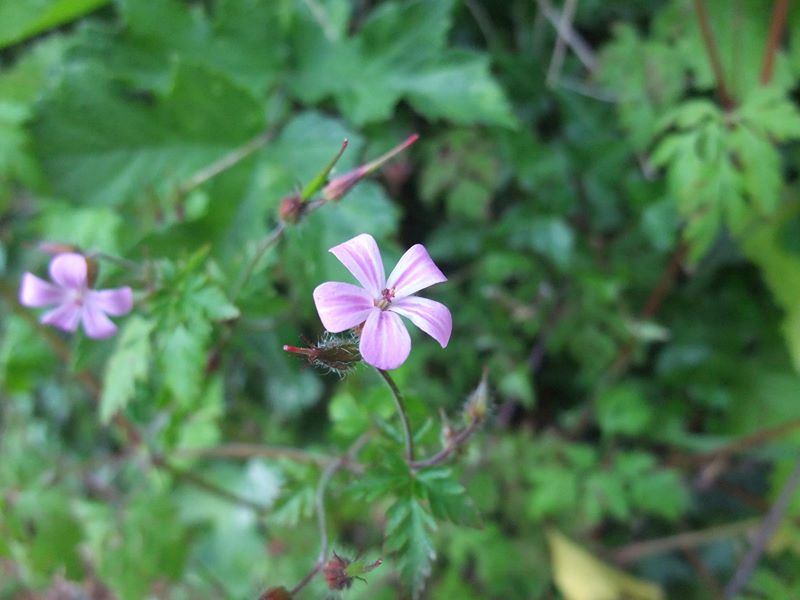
[385,244,446,299]
[390,296,452,348]
[40,303,81,332]
[329,234,386,297]
[87,287,133,316]
[313,282,374,332]
[81,303,118,339]
[359,309,411,370]
[19,273,66,307]
[49,253,88,290]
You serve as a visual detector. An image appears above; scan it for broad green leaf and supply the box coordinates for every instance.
[0,0,109,49]
[32,62,264,206]
[99,316,153,423]
[596,382,653,438]
[290,0,515,126]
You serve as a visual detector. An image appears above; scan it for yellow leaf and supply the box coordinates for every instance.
[546,528,664,600]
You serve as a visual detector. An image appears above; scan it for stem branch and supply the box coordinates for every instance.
[377,369,414,462]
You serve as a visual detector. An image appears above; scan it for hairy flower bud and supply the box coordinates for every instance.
[283,331,362,377]
[278,193,306,224]
[323,552,382,590]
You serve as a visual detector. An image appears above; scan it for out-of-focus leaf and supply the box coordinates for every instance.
[546,528,664,600]
[0,0,109,49]
[99,316,153,422]
[32,62,264,206]
[385,495,437,598]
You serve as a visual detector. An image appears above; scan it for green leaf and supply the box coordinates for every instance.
[290,0,514,126]
[596,382,654,438]
[417,468,480,526]
[526,466,579,520]
[32,62,264,206]
[0,0,110,49]
[385,495,437,598]
[160,325,205,405]
[99,316,153,423]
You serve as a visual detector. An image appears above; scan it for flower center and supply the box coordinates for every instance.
[374,287,395,310]
[67,287,87,307]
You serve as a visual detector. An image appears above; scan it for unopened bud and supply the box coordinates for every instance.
[283,331,361,377]
[439,408,456,448]
[259,586,292,600]
[278,193,305,224]
[322,134,419,202]
[464,367,490,425]
[323,552,382,590]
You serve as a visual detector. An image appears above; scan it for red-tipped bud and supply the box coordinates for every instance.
[322,134,419,202]
[284,332,361,377]
[259,586,292,600]
[278,193,306,224]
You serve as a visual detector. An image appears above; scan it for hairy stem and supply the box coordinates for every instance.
[377,369,415,462]
[410,421,479,470]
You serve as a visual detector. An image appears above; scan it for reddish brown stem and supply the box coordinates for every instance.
[760,0,790,85]
[693,0,736,109]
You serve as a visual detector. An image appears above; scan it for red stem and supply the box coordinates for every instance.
[693,0,736,109]
[760,0,790,85]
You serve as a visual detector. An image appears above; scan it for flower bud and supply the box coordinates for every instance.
[84,255,99,288]
[283,332,361,377]
[278,193,305,224]
[464,367,490,425]
[323,552,382,590]
[322,134,419,202]
[259,586,292,600]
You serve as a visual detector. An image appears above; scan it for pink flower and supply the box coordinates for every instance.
[19,253,133,339]
[313,234,452,370]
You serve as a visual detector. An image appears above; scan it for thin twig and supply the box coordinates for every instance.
[410,421,480,470]
[670,417,800,468]
[612,519,760,564]
[154,457,270,514]
[546,0,578,88]
[175,443,330,465]
[377,369,414,462]
[692,0,736,109]
[536,0,598,73]
[724,457,800,599]
[177,128,278,197]
[290,432,373,596]
[760,0,790,85]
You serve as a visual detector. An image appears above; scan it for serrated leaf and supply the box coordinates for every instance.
[160,325,205,405]
[417,468,480,526]
[32,62,264,206]
[100,316,153,422]
[385,495,437,598]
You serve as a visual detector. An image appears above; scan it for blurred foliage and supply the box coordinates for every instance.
[2,0,800,598]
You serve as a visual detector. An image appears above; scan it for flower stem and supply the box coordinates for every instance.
[377,369,414,462]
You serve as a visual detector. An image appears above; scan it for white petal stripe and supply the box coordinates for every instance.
[313,281,375,333]
[385,244,446,299]
[359,309,411,370]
